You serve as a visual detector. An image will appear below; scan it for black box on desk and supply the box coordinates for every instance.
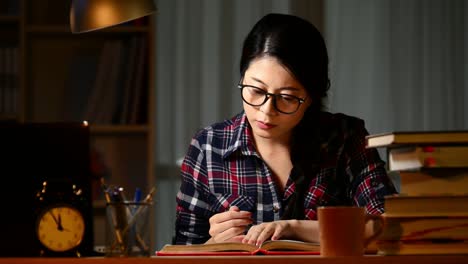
[0,122,94,257]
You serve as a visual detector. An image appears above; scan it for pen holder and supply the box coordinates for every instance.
[105,201,151,257]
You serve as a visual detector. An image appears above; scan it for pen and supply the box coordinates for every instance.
[129,187,142,254]
[132,187,142,215]
[100,178,126,253]
[100,177,112,203]
[115,187,130,253]
[119,187,156,235]
[134,187,142,202]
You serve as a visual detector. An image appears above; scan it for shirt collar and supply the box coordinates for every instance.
[223,111,258,159]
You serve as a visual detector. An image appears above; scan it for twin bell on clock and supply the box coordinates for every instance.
[0,123,94,257]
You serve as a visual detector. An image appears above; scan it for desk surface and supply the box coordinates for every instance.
[0,255,467,264]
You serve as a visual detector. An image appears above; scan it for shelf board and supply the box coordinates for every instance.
[89,124,150,135]
[0,15,20,22]
[0,114,18,121]
[25,25,150,34]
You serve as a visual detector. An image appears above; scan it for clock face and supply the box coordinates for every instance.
[36,205,85,252]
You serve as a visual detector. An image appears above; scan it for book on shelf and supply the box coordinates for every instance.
[0,46,17,116]
[388,146,468,171]
[0,0,19,15]
[365,131,468,148]
[379,215,468,241]
[4,46,13,115]
[119,36,147,124]
[83,41,113,124]
[128,35,147,124]
[398,170,468,195]
[84,40,126,124]
[10,46,17,115]
[383,194,468,217]
[95,40,124,124]
[83,37,147,125]
[377,239,468,255]
[0,47,4,114]
[119,36,139,124]
[156,240,320,256]
[66,53,98,121]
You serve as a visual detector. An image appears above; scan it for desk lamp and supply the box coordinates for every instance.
[70,0,157,33]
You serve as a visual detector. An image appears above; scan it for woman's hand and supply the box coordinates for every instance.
[242,220,292,245]
[242,220,320,245]
[206,206,253,244]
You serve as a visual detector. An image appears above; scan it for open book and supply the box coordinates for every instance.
[156,240,320,256]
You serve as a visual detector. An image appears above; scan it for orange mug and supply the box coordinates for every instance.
[318,206,384,256]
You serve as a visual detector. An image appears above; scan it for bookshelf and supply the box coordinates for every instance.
[0,0,155,250]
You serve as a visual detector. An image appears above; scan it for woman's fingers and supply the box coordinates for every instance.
[243,221,288,245]
[228,235,246,243]
[213,226,247,243]
[255,225,276,245]
[209,206,251,225]
[210,222,250,243]
[208,206,253,243]
[243,224,269,245]
[209,218,252,237]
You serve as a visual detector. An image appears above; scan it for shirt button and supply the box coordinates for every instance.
[273,206,279,213]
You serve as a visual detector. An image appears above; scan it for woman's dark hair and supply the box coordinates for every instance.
[240,13,330,219]
[240,13,330,110]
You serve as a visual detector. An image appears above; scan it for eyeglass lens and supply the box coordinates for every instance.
[241,86,301,114]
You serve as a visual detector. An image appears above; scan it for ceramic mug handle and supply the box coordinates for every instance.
[363,214,385,247]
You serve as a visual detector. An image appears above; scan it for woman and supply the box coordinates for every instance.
[174,13,396,245]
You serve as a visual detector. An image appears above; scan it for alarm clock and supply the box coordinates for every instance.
[36,205,85,253]
[35,179,94,257]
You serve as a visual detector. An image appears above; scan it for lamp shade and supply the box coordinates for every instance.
[70,0,156,33]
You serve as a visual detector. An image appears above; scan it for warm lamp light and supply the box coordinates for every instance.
[70,0,156,33]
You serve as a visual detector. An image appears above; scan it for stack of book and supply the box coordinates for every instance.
[365,131,468,255]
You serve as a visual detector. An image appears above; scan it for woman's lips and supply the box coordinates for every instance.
[257,121,276,130]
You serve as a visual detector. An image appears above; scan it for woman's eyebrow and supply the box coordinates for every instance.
[250,77,267,86]
[250,77,301,92]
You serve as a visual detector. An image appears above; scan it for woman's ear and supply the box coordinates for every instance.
[304,97,313,111]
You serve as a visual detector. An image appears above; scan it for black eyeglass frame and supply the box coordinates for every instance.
[238,84,307,115]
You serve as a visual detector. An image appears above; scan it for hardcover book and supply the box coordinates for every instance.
[388,146,468,171]
[156,240,320,256]
[398,170,468,195]
[383,194,468,217]
[379,216,468,241]
[365,131,468,148]
[377,240,468,255]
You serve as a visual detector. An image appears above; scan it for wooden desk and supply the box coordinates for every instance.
[0,255,467,264]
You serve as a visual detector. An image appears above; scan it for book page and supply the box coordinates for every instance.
[158,242,258,253]
[260,240,320,251]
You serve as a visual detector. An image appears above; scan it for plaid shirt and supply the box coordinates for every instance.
[175,111,396,244]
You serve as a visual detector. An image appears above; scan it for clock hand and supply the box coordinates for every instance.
[57,214,72,232]
[48,211,61,229]
[57,214,64,231]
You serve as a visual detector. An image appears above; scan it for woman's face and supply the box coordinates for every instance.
[242,56,311,143]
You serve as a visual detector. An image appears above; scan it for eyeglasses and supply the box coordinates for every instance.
[238,84,307,114]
